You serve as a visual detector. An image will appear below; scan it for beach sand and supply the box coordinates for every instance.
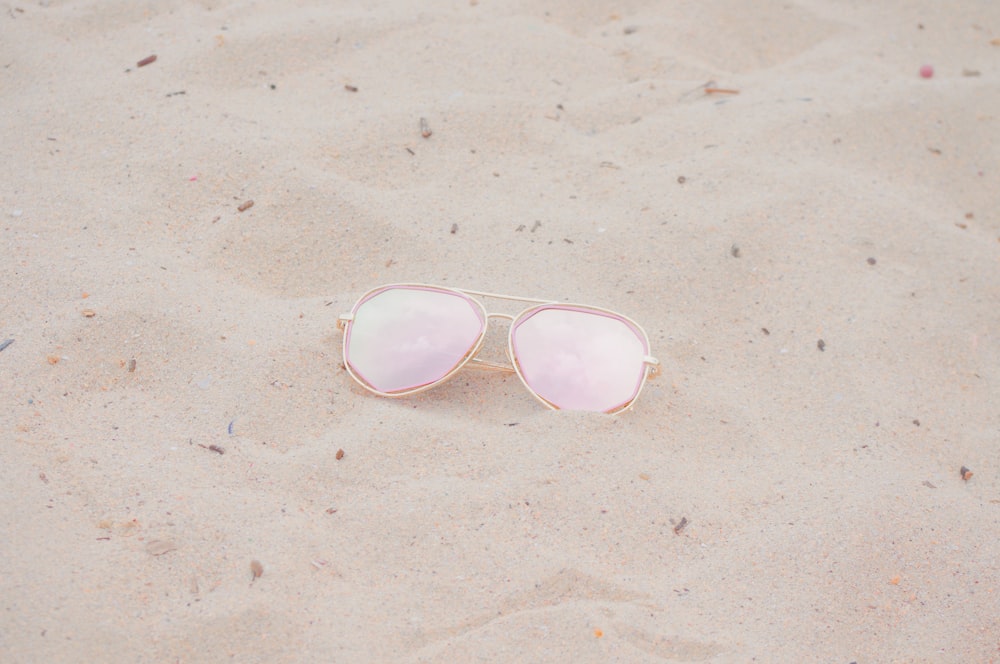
[2,1,999,661]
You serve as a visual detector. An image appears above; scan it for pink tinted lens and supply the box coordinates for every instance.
[345,286,485,394]
[511,305,648,412]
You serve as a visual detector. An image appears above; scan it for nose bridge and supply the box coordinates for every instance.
[486,311,515,323]
[464,310,516,374]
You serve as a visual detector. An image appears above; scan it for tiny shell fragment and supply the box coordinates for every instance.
[146,539,177,556]
[82,309,96,317]
[250,559,264,580]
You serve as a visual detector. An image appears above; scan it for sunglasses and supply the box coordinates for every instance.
[337,284,660,414]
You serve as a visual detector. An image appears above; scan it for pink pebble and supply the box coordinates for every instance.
[919,64,934,78]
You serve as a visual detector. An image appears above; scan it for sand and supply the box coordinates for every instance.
[2,1,999,661]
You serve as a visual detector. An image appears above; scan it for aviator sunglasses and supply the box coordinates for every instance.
[337,284,660,414]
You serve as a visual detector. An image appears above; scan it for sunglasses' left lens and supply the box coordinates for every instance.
[344,286,486,394]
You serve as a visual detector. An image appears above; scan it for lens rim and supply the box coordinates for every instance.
[341,283,488,397]
[508,303,654,414]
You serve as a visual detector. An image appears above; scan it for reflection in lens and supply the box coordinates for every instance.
[345,286,485,394]
[511,305,648,412]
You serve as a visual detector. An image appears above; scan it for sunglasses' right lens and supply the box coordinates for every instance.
[511,305,649,413]
[344,285,486,394]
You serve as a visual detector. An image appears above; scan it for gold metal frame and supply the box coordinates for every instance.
[337,283,660,414]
